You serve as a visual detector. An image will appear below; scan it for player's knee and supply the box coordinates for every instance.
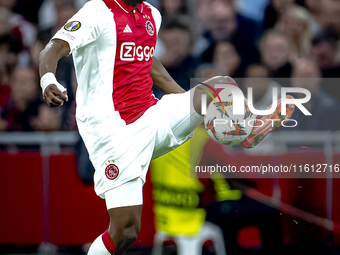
[109,221,140,251]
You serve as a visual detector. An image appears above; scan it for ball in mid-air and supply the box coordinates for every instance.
[204,89,254,145]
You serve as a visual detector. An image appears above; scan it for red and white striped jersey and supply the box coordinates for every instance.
[52,0,161,126]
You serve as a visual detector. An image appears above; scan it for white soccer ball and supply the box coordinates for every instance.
[204,89,254,145]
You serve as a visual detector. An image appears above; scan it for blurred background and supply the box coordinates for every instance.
[1,0,340,254]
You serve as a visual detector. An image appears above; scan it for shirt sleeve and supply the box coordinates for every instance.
[52,0,104,55]
[145,2,162,36]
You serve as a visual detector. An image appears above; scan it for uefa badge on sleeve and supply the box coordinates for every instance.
[64,21,81,32]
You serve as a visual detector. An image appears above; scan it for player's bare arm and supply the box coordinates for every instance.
[151,56,186,94]
[39,39,69,107]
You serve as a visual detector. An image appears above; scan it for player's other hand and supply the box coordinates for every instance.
[43,84,68,107]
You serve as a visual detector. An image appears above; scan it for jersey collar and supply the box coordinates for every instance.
[103,0,143,13]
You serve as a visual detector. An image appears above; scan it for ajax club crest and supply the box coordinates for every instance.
[105,164,119,180]
[145,20,155,36]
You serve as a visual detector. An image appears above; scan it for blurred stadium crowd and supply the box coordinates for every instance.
[0,0,340,132]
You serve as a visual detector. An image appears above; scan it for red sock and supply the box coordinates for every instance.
[102,230,121,255]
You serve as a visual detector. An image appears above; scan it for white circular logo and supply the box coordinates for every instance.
[145,20,155,36]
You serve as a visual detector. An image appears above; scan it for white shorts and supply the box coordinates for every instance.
[78,91,203,209]
[105,177,143,209]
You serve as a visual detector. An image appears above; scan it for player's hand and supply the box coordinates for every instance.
[43,84,68,107]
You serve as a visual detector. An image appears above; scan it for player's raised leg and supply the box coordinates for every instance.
[151,76,240,160]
